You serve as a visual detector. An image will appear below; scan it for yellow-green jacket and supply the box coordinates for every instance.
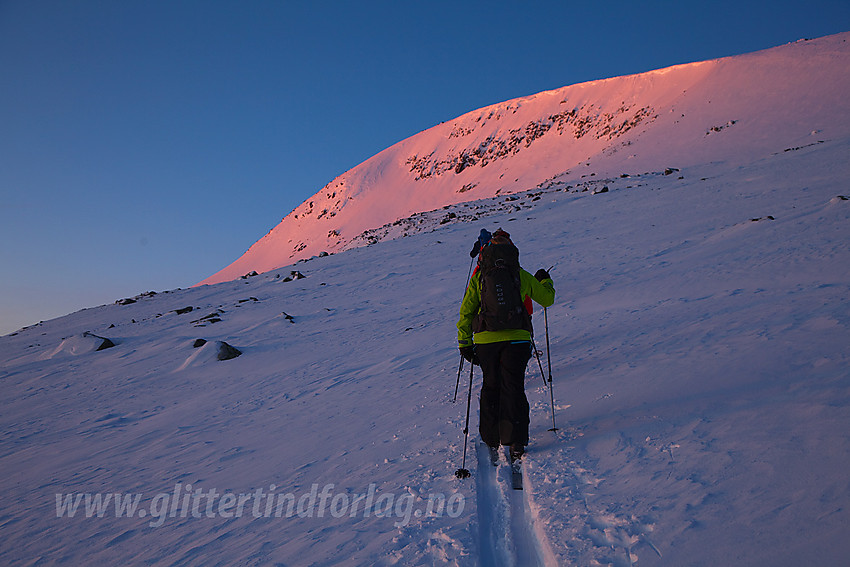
[457,269,555,347]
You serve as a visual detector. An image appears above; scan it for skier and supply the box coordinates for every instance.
[457,228,555,461]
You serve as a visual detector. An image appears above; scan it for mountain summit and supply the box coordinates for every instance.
[200,32,850,285]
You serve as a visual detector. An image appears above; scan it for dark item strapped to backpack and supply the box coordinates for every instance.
[472,242,533,334]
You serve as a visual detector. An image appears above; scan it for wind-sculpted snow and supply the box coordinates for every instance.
[3,127,850,564]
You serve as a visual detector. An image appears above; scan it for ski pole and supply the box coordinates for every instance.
[531,337,548,390]
[465,254,476,289]
[455,361,474,479]
[544,306,558,432]
[453,255,476,402]
[532,336,557,432]
[452,355,464,403]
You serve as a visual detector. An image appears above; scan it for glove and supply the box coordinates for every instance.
[470,228,492,258]
[534,268,551,281]
[460,346,479,365]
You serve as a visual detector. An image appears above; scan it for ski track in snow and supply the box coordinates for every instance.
[474,441,510,566]
[500,455,549,567]
[473,434,556,566]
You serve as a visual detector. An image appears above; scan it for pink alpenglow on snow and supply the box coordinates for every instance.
[199,32,850,285]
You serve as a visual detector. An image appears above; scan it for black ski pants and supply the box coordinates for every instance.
[476,340,532,448]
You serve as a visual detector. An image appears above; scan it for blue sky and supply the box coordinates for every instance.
[1,0,848,335]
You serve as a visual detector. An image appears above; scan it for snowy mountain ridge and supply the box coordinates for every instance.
[200,32,850,285]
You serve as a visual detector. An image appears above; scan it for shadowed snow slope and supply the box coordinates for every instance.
[200,32,850,285]
[2,32,850,566]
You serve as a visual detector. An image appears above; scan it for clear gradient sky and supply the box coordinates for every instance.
[1,0,848,335]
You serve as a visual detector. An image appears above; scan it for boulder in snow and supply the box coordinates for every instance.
[215,341,242,361]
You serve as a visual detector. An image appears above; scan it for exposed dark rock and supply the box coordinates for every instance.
[116,291,157,305]
[193,339,207,348]
[216,341,242,361]
[174,306,194,315]
[191,311,223,327]
[440,212,457,224]
[83,331,116,351]
[282,270,306,282]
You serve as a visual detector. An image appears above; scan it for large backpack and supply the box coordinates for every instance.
[472,241,533,333]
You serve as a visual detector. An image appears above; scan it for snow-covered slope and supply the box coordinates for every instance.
[200,32,850,285]
[2,125,849,565]
[2,32,850,566]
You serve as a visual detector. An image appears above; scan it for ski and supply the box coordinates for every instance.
[505,447,523,490]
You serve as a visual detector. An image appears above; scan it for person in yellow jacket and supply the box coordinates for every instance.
[457,229,555,459]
